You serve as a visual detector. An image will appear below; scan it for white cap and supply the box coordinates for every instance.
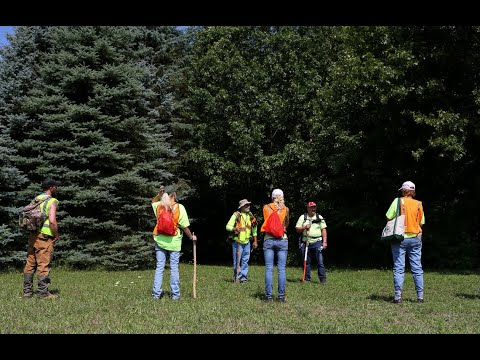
[398,181,415,191]
[271,188,284,198]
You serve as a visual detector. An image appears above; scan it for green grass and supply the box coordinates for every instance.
[1,265,480,333]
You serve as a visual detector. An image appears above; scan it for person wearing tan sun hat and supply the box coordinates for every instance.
[225,199,258,283]
[386,181,425,304]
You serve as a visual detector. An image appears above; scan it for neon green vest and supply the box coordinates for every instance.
[37,194,59,237]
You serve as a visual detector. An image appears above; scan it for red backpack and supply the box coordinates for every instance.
[155,203,179,236]
[264,206,284,238]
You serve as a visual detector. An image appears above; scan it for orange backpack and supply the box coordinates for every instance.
[154,203,180,236]
[263,205,285,238]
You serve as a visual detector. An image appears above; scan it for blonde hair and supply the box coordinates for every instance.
[159,193,172,211]
[273,194,285,210]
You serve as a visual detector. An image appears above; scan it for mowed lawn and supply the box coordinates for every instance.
[1,265,479,334]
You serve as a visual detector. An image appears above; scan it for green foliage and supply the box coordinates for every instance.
[2,26,480,270]
[0,26,188,269]
[185,26,480,268]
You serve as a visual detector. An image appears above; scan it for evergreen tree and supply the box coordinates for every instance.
[0,27,48,268]
[3,26,187,270]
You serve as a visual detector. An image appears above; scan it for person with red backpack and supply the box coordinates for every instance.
[261,188,289,302]
[151,186,197,300]
[225,199,258,283]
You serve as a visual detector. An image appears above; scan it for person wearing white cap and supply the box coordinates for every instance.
[386,180,425,303]
[225,199,258,283]
[260,188,290,302]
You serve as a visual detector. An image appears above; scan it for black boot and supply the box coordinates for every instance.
[37,275,57,299]
[23,273,34,298]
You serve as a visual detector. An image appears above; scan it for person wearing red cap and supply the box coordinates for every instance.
[295,201,328,284]
[386,181,425,303]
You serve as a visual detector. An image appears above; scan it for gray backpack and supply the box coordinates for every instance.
[19,196,51,231]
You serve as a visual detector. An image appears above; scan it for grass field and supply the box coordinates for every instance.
[1,264,479,334]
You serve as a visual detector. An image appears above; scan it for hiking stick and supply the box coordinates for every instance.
[302,224,310,283]
[235,239,241,284]
[302,240,309,283]
[193,232,197,299]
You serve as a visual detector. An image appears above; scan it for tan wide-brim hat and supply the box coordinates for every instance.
[238,199,251,209]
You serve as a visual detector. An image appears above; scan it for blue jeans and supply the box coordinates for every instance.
[263,238,288,299]
[152,243,181,299]
[300,241,326,282]
[391,236,424,300]
[232,241,251,282]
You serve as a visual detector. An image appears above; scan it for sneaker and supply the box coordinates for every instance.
[278,297,287,303]
[393,298,402,304]
[417,298,424,303]
[240,279,248,283]
[264,297,273,302]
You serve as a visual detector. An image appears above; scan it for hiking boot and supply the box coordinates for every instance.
[393,298,402,304]
[37,275,55,298]
[23,273,34,298]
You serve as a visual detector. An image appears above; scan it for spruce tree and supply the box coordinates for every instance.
[0,27,49,268]
[3,26,186,269]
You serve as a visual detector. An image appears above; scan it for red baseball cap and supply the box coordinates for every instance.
[307,201,317,207]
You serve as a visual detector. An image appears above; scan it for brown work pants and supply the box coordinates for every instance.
[23,232,54,276]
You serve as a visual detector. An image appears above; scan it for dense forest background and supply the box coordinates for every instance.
[1,26,479,270]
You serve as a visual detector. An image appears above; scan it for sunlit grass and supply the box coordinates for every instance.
[1,265,479,333]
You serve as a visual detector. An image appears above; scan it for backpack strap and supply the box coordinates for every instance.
[37,195,52,215]
[304,212,322,224]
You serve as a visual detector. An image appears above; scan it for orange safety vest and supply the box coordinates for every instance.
[153,202,180,236]
[399,197,423,234]
[261,203,288,232]
[233,211,256,232]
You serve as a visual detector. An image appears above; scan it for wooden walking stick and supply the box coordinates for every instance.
[235,238,241,284]
[193,232,197,299]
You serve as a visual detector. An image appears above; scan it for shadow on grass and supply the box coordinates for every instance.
[252,287,275,301]
[368,294,394,303]
[455,293,480,300]
[368,294,424,303]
